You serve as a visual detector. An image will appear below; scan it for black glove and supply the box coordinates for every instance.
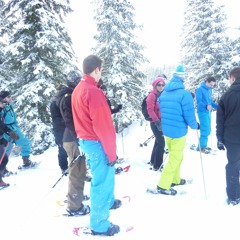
[154,120,162,132]
[117,104,122,111]
[7,131,19,140]
[217,141,225,151]
[107,160,116,167]
[197,122,200,130]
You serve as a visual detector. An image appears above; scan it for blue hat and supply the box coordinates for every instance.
[173,65,186,80]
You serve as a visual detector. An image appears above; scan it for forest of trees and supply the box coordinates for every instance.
[0,0,239,153]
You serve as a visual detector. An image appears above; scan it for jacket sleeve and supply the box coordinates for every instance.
[216,99,224,142]
[196,88,206,111]
[88,89,117,162]
[182,91,198,129]
[146,92,159,122]
[61,94,77,139]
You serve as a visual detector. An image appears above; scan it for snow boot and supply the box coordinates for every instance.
[171,179,186,187]
[2,168,14,177]
[91,223,120,236]
[0,171,10,188]
[110,199,122,210]
[21,156,37,169]
[227,198,240,206]
[66,204,90,216]
[157,186,177,195]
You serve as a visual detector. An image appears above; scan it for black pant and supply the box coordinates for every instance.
[225,140,240,201]
[0,144,8,171]
[150,122,165,169]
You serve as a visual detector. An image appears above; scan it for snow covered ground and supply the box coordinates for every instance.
[1,112,239,240]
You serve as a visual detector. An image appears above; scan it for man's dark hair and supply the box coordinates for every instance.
[83,55,103,74]
[205,76,216,83]
[229,67,240,80]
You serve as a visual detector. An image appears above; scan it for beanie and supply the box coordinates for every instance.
[152,77,166,88]
[66,70,81,88]
[0,90,10,99]
[173,65,186,80]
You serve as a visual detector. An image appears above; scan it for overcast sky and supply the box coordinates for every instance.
[66,0,239,69]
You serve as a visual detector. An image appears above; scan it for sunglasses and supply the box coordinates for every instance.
[157,84,165,87]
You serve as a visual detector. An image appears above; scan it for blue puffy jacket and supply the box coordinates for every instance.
[196,81,218,113]
[159,76,198,138]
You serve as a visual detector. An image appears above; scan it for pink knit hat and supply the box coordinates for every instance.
[152,77,166,88]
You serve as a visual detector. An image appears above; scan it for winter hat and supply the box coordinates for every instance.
[173,65,186,80]
[66,70,81,88]
[152,77,166,88]
[0,90,10,99]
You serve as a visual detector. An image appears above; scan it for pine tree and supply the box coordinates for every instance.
[0,0,78,153]
[92,0,148,132]
[181,0,231,100]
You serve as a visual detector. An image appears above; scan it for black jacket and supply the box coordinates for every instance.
[55,86,77,142]
[216,80,240,144]
[50,95,65,145]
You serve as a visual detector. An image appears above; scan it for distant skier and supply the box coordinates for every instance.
[55,70,90,216]
[0,90,36,169]
[195,76,218,154]
[72,55,121,236]
[216,67,240,206]
[146,77,166,171]
[0,97,19,187]
[156,65,199,195]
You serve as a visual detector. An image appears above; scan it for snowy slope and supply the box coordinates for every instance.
[1,112,239,240]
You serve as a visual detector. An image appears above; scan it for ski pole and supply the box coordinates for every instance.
[139,135,154,147]
[197,130,207,200]
[51,153,83,189]
[0,140,12,165]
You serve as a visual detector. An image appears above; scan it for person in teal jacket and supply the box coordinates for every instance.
[196,77,218,153]
[0,90,36,168]
[156,65,199,195]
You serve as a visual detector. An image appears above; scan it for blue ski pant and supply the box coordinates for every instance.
[4,126,31,157]
[79,139,115,233]
[197,111,211,148]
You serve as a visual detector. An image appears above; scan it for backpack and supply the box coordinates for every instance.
[141,93,157,121]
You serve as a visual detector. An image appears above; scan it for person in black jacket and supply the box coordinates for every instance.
[216,67,240,206]
[97,79,122,114]
[50,85,68,173]
[0,97,19,187]
[56,70,90,216]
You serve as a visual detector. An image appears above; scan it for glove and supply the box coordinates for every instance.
[107,156,118,167]
[197,122,200,130]
[117,104,122,111]
[7,131,19,140]
[107,160,117,167]
[217,141,225,151]
[154,120,162,132]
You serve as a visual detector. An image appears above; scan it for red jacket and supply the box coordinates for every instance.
[146,89,161,122]
[71,74,117,162]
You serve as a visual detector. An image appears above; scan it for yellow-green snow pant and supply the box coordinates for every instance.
[158,136,186,190]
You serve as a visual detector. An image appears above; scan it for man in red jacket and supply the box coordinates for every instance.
[72,55,120,236]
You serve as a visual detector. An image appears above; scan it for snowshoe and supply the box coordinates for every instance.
[0,181,10,190]
[18,160,39,170]
[65,204,90,217]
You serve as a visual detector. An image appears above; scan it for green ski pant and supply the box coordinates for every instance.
[158,136,186,190]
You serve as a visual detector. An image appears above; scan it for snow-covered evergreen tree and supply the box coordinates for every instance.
[181,0,231,100]
[0,0,79,153]
[92,0,148,132]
